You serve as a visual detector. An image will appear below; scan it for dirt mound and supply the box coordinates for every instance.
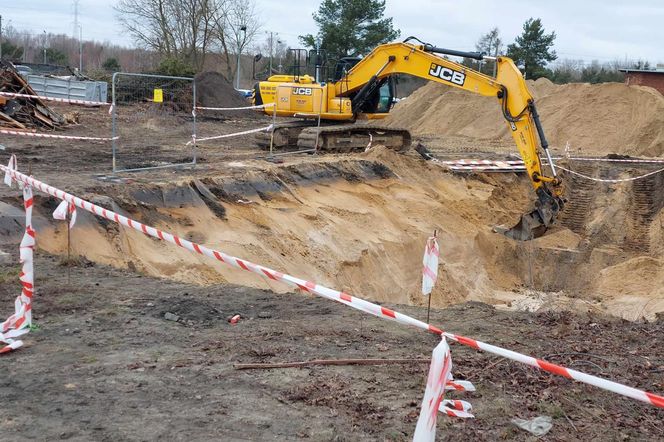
[195,71,252,117]
[388,80,664,157]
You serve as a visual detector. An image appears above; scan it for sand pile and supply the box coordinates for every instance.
[195,71,252,117]
[388,78,664,157]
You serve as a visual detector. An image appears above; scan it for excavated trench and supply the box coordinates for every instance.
[2,149,663,320]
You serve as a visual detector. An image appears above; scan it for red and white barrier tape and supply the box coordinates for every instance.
[414,338,474,441]
[194,103,274,112]
[442,159,524,166]
[0,159,662,411]
[0,163,34,353]
[448,165,526,172]
[0,128,118,142]
[441,157,664,177]
[53,200,77,228]
[421,233,439,296]
[0,91,110,107]
[435,159,526,173]
[187,125,273,145]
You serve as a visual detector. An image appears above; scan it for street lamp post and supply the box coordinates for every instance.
[236,25,247,89]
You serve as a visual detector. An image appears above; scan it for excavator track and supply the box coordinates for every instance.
[254,120,316,150]
[256,122,412,153]
[297,124,411,153]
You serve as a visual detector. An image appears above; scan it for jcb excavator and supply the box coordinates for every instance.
[252,38,564,241]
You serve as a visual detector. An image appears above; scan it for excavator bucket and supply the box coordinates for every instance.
[493,187,564,241]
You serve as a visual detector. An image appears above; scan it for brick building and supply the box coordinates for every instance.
[619,65,664,95]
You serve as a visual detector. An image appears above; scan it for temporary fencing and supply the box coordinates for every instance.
[1,156,663,414]
[111,72,196,173]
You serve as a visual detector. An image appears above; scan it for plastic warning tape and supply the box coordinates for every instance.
[421,234,439,296]
[194,103,274,111]
[447,165,526,172]
[1,162,662,410]
[441,159,524,166]
[0,128,118,142]
[414,337,474,441]
[0,91,110,107]
[188,125,273,145]
[0,181,35,354]
[437,159,526,173]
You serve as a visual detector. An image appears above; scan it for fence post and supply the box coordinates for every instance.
[192,79,197,166]
[111,72,118,174]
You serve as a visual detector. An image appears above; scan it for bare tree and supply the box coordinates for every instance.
[114,0,217,72]
[475,27,503,76]
[211,0,260,82]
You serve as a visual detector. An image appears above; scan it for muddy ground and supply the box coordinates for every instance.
[0,253,662,441]
[1,107,663,440]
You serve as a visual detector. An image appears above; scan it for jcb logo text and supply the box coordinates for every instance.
[292,87,313,96]
[428,64,465,86]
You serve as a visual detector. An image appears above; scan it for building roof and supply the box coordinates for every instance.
[619,68,664,74]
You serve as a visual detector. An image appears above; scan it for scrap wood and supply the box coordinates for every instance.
[234,358,431,370]
[0,60,65,129]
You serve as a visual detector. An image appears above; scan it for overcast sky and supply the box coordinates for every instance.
[2,0,663,64]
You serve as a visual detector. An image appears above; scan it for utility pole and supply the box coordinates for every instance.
[0,15,3,61]
[78,24,82,73]
[43,30,47,64]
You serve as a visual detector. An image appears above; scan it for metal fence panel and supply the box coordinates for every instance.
[27,75,108,102]
[111,72,196,173]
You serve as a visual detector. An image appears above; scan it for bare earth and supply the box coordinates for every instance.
[0,255,662,441]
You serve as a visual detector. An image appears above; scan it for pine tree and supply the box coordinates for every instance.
[507,18,557,79]
[299,0,400,61]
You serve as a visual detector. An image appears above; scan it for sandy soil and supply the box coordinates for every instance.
[387,78,664,157]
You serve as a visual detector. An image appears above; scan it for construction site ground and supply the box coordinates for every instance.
[1,97,663,440]
[0,255,662,441]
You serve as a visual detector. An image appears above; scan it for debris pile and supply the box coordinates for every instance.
[0,61,65,130]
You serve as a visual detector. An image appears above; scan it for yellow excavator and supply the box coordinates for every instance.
[252,38,564,240]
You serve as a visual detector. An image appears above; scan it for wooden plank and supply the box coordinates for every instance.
[0,110,27,129]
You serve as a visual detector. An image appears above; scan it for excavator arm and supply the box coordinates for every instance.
[336,41,564,240]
